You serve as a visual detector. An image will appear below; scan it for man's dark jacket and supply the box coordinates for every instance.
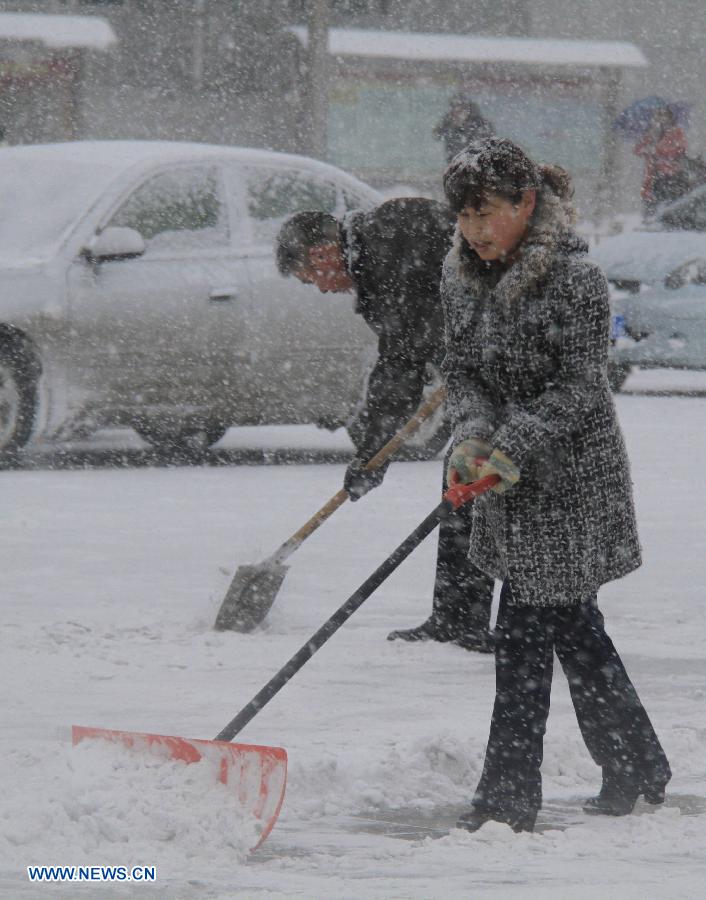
[339,197,454,458]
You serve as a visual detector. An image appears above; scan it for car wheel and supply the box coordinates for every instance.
[134,421,228,457]
[607,361,632,393]
[0,343,37,457]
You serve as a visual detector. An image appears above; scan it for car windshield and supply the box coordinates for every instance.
[0,157,116,265]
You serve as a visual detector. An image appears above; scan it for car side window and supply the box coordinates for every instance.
[109,166,229,253]
[244,167,338,243]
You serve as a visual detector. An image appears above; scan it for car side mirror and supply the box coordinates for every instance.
[84,226,146,261]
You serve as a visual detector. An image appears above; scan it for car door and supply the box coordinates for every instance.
[66,162,249,421]
[217,162,375,425]
[641,261,706,367]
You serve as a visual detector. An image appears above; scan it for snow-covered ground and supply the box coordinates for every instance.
[1,385,705,899]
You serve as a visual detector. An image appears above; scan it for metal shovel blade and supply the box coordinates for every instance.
[72,725,287,849]
[214,563,289,632]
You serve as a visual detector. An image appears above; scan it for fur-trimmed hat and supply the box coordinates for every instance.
[443,137,572,212]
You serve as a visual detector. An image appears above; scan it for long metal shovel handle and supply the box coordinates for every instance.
[268,385,446,567]
[216,472,497,743]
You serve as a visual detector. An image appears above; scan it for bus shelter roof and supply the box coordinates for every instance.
[291,27,648,70]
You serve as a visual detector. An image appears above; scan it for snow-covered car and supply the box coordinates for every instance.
[593,186,706,390]
[0,141,406,457]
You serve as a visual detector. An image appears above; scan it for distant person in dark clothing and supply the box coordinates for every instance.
[635,107,689,218]
[276,199,495,653]
[434,93,494,163]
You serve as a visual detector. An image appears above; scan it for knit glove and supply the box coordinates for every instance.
[446,437,491,486]
[343,457,389,502]
[477,449,520,494]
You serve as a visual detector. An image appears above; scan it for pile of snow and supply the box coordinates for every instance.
[0,739,259,874]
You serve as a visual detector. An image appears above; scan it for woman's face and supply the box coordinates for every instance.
[457,190,536,262]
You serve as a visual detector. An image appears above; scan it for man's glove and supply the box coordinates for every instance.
[343,457,389,501]
[478,449,520,494]
[446,437,491,486]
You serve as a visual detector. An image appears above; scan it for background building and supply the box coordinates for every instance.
[0,1,703,220]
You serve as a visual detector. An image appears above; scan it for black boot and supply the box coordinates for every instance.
[456,807,536,834]
[583,772,667,816]
[386,619,437,644]
[387,616,494,653]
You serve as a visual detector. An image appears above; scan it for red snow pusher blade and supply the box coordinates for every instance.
[71,725,287,850]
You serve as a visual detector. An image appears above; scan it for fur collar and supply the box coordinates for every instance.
[446,187,586,306]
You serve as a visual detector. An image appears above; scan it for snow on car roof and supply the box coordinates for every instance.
[0,12,116,50]
[0,142,381,267]
[290,26,648,68]
[592,229,706,283]
[0,141,376,190]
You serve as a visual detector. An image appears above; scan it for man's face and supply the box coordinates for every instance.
[457,190,536,262]
[294,243,354,294]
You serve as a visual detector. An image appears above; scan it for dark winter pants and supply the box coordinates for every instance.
[473,581,671,817]
[430,446,493,637]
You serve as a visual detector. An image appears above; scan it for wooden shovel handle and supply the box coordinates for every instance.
[271,385,446,564]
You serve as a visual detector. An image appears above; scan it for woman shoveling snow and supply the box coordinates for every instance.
[440,137,671,833]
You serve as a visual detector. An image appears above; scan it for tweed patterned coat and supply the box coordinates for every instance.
[441,188,642,606]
